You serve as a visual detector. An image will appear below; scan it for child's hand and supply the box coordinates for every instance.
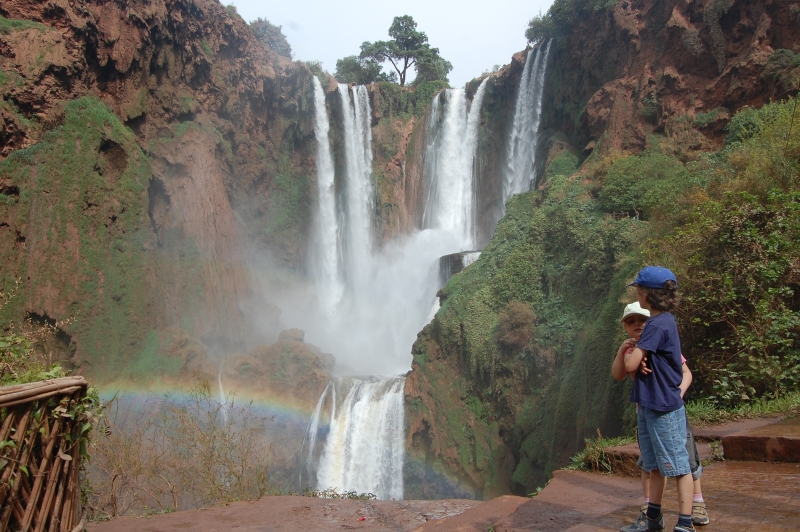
[621,338,636,351]
[638,355,652,375]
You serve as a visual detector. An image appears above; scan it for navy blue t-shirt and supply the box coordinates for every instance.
[630,312,684,412]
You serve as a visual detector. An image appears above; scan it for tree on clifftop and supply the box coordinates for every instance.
[358,15,451,86]
[249,18,293,58]
[335,56,397,85]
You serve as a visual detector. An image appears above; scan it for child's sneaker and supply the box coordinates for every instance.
[620,508,648,532]
[673,524,696,532]
[691,502,709,525]
[646,513,665,531]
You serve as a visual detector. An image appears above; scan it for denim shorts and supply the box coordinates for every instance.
[637,405,691,477]
[637,413,703,480]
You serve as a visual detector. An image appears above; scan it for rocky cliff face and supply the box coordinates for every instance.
[0,0,322,378]
[542,0,800,157]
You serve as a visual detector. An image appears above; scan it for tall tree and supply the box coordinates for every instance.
[249,18,293,59]
[359,15,450,87]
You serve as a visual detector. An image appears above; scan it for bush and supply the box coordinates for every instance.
[496,300,536,351]
[88,381,273,517]
[249,18,292,58]
[525,0,618,43]
[598,151,701,220]
[647,191,800,405]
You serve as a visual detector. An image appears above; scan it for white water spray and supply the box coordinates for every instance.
[338,84,374,296]
[305,377,405,500]
[503,41,551,207]
[311,77,344,315]
[423,79,489,249]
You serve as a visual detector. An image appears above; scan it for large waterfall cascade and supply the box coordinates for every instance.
[503,41,552,208]
[295,79,492,499]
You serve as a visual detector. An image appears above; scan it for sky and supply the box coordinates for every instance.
[229,0,555,88]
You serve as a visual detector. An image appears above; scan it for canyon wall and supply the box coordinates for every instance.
[0,0,324,380]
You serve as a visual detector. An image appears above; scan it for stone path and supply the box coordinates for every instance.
[87,415,800,531]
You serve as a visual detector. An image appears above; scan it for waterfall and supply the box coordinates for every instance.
[422,79,489,249]
[503,40,551,207]
[311,77,344,315]
[293,80,489,500]
[302,377,405,500]
[338,84,374,296]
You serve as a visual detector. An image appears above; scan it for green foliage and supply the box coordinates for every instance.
[564,431,635,473]
[703,0,732,73]
[639,91,660,121]
[598,151,703,219]
[761,49,800,95]
[0,16,49,35]
[525,0,618,43]
[0,96,152,380]
[373,80,448,120]
[719,96,800,196]
[544,151,579,179]
[263,143,312,244]
[249,18,293,59]
[334,55,396,85]
[118,330,182,382]
[694,107,726,128]
[648,191,800,405]
[359,15,450,87]
[686,390,800,426]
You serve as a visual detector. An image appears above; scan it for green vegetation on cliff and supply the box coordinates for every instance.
[415,95,800,495]
[0,97,152,380]
[525,0,618,43]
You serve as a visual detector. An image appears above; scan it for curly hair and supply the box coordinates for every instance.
[636,280,680,312]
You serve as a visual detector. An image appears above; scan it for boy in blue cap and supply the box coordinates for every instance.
[624,266,695,532]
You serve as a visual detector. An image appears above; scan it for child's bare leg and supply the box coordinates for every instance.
[676,473,693,515]
[641,470,650,499]
[693,478,702,496]
[648,469,667,505]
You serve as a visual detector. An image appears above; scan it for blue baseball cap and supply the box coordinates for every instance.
[629,266,678,289]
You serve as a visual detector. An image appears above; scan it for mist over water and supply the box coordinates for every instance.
[271,82,490,378]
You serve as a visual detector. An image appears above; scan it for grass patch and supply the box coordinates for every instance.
[686,390,800,427]
[564,430,636,473]
[0,16,49,34]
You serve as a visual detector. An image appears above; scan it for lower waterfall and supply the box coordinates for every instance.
[300,377,406,500]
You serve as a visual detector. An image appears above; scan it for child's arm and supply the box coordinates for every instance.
[624,347,646,373]
[612,338,636,381]
[680,362,693,398]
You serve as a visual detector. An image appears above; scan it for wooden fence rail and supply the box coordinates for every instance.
[0,376,89,532]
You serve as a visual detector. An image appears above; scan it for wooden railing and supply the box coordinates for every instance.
[0,376,89,532]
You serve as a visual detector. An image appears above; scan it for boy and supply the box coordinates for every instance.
[623,266,695,532]
[612,302,709,532]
